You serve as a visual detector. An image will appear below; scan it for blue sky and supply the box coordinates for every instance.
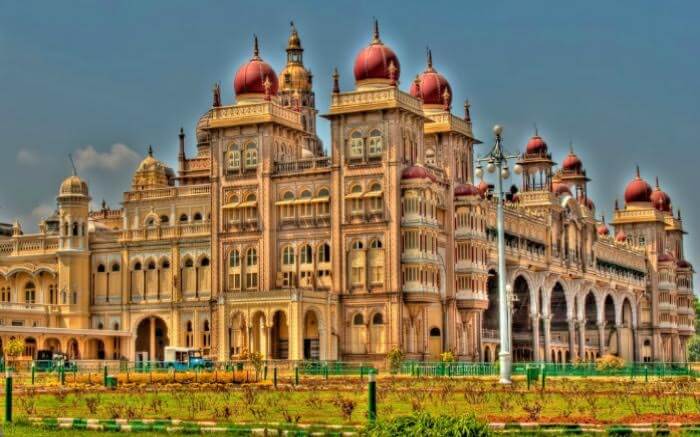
[1,0,699,267]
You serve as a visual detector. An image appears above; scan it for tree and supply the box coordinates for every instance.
[688,336,700,362]
[4,338,25,368]
[386,347,405,374]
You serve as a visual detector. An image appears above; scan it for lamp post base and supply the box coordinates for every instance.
[499,351,512,384]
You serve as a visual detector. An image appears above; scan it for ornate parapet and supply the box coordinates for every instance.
[326,87,423,117]
[209,102,303,131]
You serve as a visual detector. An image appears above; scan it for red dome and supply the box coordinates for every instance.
[552,182,572,196]
[624,168,652,203]
[562,152,582,172]
[657,252,675,263]
[354,22,400,84]
[477,180,489,196]
[409,50,451,107]
[454,183,479,197]
[234,37,278,97]
[402,165,435,181]
[526,135,548,155]
[597,223,610,236]
[650,179,671,212]
[677,259,692,269]
[615,230,627,242]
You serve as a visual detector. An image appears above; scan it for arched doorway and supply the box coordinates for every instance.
[484,270,499,332]
[484,346,492,363]
[44,338,61,353]
[550,283,568,359]
[584,292,597,360]
[618,298,634,361]
[428,327,441,359]
[303,310,320,360]
[271,311,289,359]
[251,312,266,356]
[229,312,247,358]
[67,338,80,360]
[24,337,38,359]
[512,276,532,362]
[86,339,106,360]
[135,316,169,362]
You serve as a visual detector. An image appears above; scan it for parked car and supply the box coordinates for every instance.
[163,347,213,370]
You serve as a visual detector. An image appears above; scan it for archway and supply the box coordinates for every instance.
[484,346,492,363]
[86,339,106,360]
[512,276,532,362]
[303,310,320,360]
[271,311,289,359]
[228,312,247,358]
[428,327,441,359]
[43,337,61,353]
[550,282,568,358]
[618,298,634,361]
[369,312,387,354]
[135,316,169,362]
[251,312,266,356]
[584,292,597,360]
[67,338,80,360]
[484,270,499,331]
[24,337,37,359]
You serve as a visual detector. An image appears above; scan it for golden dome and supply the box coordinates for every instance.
[280,63,312,92]
[59,174,89,197]
[131,146,175,190]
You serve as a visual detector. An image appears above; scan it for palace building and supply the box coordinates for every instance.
[0,22,694,364]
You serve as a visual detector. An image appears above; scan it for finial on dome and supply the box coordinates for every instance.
[442,88,451,110]
[332,67,340,94]
[388,60,397,85]
[601,213,606,223]
[413,74,421,97]
[68,153,77,176]
[148,145,153,157]
[533,123,538,136]
[635,165,640,178]
[101,199,107,210]
[614,199,619,210]
[678,208,682,220]
[426,47,433,69]
[263,76,272,101]
[569,140,574,154]
[655,176,660,188]
[253,34,260,58]
[372,18,381,44]
[464,99,471,122]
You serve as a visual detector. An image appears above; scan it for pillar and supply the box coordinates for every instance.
[567,318,576,362]
[543,316,551,362]
[632,327,640,362]
[598,322,606,356]
[578,320,586,360]
[149,316,156,361]
[266,326,273,359]
[531,314,540,361]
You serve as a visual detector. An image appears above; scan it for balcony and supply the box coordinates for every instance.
[0,236,60,258]
[273,157,331,175]
[0,302,64,314]
[123,184,210,202]
[121,223,210,242]
[481,329,499,341]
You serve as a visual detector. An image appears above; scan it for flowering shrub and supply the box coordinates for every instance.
[386,347,405,374]
[595,354,625,370]
[440,351,456,363]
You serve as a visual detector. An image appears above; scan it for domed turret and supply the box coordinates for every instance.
[401,164,436,182]
[454,183,480,197]
[615,229,627,242]
[234,36,279,100]
[59,174,89,198]
[562,148,583,172]
[624,166,652,204]
[525,135,548,155]
[353,20,400,88]
[279,22,313,94]
[597,219,610,236]
[650,177,672,212]
[409,49,451,110]
[131,146,175,191]
[477,180,489,197]
[552,181,572,196]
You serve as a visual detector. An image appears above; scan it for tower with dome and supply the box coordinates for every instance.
[0,21,692,364]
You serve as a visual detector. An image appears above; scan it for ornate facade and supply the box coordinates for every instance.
[0,22,694,364]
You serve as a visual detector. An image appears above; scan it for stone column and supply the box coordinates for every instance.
[598,322,606,356]
[567,318,576,362]
[531,314,541,361]
[632,327,640,362]
[266,326,273,359]
[578,320,586,360]
[543,316,552,362]
[149,316,156,362]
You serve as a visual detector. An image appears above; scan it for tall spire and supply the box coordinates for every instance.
[635,165,640,178]
[533,122,539,136]
[252,34,260,59]
[426,47,433,70]
[372,18,381,44]
[464,99,471,123]
[148,145,153,157]
[332,67,340,94]
[212,82,221,107]
[655,176,660,188]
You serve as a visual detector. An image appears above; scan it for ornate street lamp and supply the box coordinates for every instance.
[475,125,522,384]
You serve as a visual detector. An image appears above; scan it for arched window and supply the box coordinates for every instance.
[244,194,257,221]
[370,239,383,249]
[245,143,258,168]
[111,263,120,272]
[179,214,188,223]
[25,282,36,304]
[299,190,312,217]
[133,262,142,271]
[372,313,384,325]
[350,185,363,214]
[228,144,241,170]
[202,319,211,349]
[282,246,295,265]
[186,321,193,347]
[353,313,364,325]
[193,212,203,222]
[161,259,170,269]
[160,215,169,225]
[349,131,364,158]
[229,250,240,267]
[199,257,210,267]
[246,248,258,266]
[368,129,383,157]
[317,188,330,216]
[430,327,441,337]
[183,258,194,268]
[72,222,79,236]
[318,243,331,263]
[147,261,156,270]
[352,241,364,250]
[368,183,383,212]
[145,217,156,228]
[97,264,106,273]
[280,191,295,219]
[425,148,436,165]
[300,245,312,264]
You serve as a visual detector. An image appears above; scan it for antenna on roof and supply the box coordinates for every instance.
[68,154,77,176]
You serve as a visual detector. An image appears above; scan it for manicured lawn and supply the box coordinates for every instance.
[2,375,700,427]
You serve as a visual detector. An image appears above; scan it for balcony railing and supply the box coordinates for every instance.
[121,223,210,241]
[273,157,331,175]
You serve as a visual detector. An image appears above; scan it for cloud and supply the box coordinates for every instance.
[73,143,140,172]
[17,148,39,166]
[31,203,55,220]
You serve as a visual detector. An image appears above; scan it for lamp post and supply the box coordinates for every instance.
[475,125,522,384]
